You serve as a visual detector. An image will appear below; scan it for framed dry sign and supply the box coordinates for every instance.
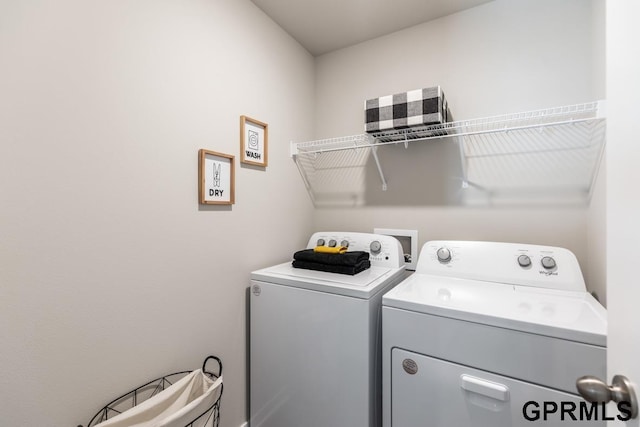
[240,115,268,167]
[198,149,235,205]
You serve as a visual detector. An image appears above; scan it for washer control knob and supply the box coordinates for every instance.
[541,256,557,270]
[328,239,337,247]
[317,238,325,246]
[437,247,452,263]
[370,241,382,254]
[517,255,532,267]
[341,240,349,248]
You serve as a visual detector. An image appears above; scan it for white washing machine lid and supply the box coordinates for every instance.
[252,262,404,298]
[383,273,607,346]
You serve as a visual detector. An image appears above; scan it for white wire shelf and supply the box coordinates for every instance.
[291,101,606,206]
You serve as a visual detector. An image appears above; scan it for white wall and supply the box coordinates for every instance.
[587,156,606,305]
[586,0,607,306]
[312,0,605,292]
[0,1,314,426]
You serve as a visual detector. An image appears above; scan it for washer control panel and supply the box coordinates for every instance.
[417,241,585,292]
[307,232,403,268]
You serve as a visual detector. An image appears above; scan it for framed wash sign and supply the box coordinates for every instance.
[198,149,235,205]
[240,115,268,167]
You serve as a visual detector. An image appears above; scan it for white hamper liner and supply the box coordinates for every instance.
[94,369,223,427]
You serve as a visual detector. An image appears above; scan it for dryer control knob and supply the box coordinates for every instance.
[370,241,382,254]
[541,256,557,270]
[341,240,349,248]
[437,247,452,263]
[328,239,337,247]
[518,255,532,267]
[317,238,325,246]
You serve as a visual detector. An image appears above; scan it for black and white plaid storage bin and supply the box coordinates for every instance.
[364,86,451,133]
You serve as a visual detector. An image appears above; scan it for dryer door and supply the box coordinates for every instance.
[391,348,605,426]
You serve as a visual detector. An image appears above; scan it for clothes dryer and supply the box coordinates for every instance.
[382,241,607,427]
[250,232,406,427]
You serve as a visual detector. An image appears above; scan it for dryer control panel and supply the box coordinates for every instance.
[308,231,404,269]
[416,241,586,292]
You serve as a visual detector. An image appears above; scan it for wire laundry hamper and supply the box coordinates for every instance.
[81,355,223,427]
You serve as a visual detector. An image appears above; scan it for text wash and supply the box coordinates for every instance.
[246,151,261,160]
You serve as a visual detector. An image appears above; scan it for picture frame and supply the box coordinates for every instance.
[198,149,235,205]
[240,115,268,167]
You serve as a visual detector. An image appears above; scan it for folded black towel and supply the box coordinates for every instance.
[292,259,371,275]
[293,249,369,267]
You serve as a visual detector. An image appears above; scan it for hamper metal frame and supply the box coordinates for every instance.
[81,355,223,427]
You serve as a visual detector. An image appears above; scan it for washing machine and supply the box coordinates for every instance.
[250,232,406,427]
[382,241,607,427]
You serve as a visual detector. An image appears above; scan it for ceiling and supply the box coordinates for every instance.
[251,0,494,56]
